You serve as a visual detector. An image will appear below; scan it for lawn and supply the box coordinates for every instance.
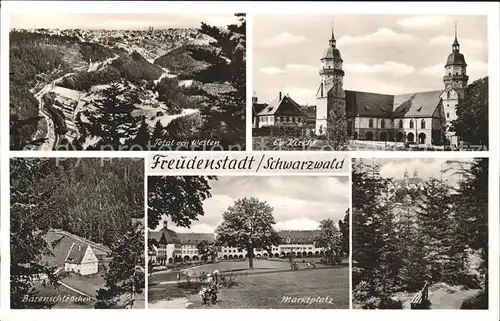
[149,258,328,283]
[32,283,95,309]
[60,271,106,297]
[149,261,349,309]
[390,283,482,309]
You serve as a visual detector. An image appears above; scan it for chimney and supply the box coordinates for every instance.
[279,92,282,100]
[163,220,168,230]
[252,96,258,104]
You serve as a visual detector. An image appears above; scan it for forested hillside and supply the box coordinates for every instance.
[352,159,488,309]
[9,30,118,149]
[10,14,246,151]
[10,157,145,309]
[11,158,143,247]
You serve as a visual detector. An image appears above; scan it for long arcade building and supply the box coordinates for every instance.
[148,223,331,265]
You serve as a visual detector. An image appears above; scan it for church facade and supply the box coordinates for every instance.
[253,25,469,146]
[317,25,468,146]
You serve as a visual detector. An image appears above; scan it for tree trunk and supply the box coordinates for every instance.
[248,247,254,269]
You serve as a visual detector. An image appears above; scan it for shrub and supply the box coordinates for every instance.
[460,290,488,309]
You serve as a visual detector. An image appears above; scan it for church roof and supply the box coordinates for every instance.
[393,90,443,118]
[445,51,467,66]
[345,90,393,118]
[342,89,442,118]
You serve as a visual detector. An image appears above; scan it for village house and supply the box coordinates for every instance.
[254,25,470,146]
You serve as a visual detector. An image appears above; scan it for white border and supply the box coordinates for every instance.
[1,1,499,321]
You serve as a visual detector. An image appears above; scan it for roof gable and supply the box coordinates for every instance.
[257,95,313,118]
[42,230,110,267]
[148,228,181,244]
[65,243,90,265]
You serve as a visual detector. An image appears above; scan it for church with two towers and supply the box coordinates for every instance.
[315,24,468,146]
[253,24,469,146]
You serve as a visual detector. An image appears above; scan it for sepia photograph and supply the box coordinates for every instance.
[351,158,488,309]
[9,13,246,151]
[10,158,145,309]
[147,176,349,309]
[252,15,488,151]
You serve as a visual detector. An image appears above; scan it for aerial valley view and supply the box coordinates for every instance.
[9,13,246,151]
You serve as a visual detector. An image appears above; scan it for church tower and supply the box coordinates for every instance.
[441,22,468,146]
[315,24,345,135]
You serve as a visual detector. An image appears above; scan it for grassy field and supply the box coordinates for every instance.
[149,258,328,283]
[390,283,482,310]
[149,260,349,309]
[60,271,106,297]
[33,283,95,309]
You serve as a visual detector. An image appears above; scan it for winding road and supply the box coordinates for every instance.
[34,73,74,151]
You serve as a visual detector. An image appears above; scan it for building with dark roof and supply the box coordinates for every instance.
[148,222,339,265]
[253,92,316,129]
[178,232,215,261]
[42,230,111,276]
[253,24,470,146]
[217,229,338,260]
[148,221,182,265]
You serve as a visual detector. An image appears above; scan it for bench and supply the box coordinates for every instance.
[410,282,429,309]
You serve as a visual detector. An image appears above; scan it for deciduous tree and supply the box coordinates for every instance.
[452,77,488,147]
[147,176,217,229]
[196,240,218,263]
[215,197,280,268]
[315,219,343,264]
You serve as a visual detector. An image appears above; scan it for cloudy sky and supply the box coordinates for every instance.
[357,158,477,187]
[253,14,488,105]
[10,13,239,30]
[167,176,349,234]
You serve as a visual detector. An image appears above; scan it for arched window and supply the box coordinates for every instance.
[381,119,385,129]
[399,120,403,129]
[421,119,426,129]
[410,120,414,129]
[368,119,374,128]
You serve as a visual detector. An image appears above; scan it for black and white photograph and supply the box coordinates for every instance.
[10,158,145,309]
[252,15,488,151]
[352,158,488,309]
[9,13,246,151]
[147,176,349,309]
